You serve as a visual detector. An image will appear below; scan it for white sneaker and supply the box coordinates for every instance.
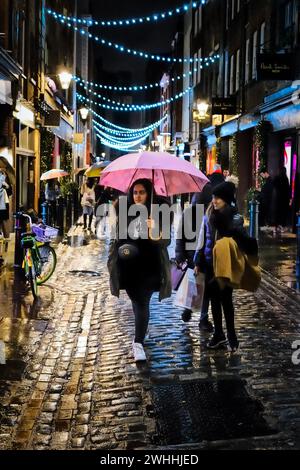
[132,341,147,362]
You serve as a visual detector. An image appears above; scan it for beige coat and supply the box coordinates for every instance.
[213,237,261,292]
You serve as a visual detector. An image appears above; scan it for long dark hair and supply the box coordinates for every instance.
[128,178,156,213]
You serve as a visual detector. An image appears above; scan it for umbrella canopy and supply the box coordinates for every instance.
[84,161,110,177]
[73,168,86,176]
[100,151,209,196]
[40,169,69,181]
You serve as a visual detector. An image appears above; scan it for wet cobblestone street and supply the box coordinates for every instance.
[0,227,300,450]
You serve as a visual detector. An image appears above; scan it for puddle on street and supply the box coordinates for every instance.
[0,266,40,319]
[66,235,90,247]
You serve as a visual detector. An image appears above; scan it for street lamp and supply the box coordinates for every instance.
[192,101,209,172]
[58,71,73,90]
[79,106,89,122]
[197,101,209,120]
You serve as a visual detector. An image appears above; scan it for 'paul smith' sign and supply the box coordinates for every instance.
[257,54,294,80]
[212,97,237,115]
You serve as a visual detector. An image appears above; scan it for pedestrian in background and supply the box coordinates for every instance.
[45,179,60,225]
[0,170,11,265]
[81,178,96,231]
[194,181,246,353]
[258,168,273,230]
[107,179,171,362]
[223,168,230,179]
[209,163,225,188]
[271,166,292,234]
[175,181,213,331]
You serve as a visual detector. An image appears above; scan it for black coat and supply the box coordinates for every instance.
[209,172,225,189]
[258,176,273,226]
[270,173,291,226]
[107,197,172,301]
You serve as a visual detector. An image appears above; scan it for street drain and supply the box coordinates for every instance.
[151,378,276,445]
[68,270,100,277]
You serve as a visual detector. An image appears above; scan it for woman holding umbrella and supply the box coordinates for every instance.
[108,179,172,362]
[102,151,209,362]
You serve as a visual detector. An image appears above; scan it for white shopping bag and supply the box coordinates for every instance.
[174,268,205,312]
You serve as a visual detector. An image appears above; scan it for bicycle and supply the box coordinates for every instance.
[19,212,57,298]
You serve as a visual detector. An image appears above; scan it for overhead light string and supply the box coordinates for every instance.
[77,86,191,112]
[74,70,195,93]
[48,11,219,64]
[47,1,206,28]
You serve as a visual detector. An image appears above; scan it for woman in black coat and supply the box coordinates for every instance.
[107,179,172,362]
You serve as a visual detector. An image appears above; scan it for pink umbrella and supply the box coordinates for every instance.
[100,151,209,196]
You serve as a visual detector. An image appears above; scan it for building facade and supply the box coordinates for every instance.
[183,0,300,222]
[0,0,93,222]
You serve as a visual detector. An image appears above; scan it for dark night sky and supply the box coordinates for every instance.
[85,0,181,82]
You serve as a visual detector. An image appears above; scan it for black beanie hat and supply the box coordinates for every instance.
[212,181,236,205]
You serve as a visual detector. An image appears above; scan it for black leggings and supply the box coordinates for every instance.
[83,214,93,228]
[126,287,153,344]
[206,278,236,341]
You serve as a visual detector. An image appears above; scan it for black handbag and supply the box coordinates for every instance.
[118,242,139,260]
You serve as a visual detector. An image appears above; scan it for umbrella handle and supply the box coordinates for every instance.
[149,230,162,241]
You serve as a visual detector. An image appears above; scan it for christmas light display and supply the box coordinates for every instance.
[74,71,195,92]
[48,11,219,64]
[77,86,191,112]
[47,1,206,28]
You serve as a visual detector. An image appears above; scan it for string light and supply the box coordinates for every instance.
[78,84,192,109]
[97,133,148,150]
[77,86,191,112]
[90,109,167,132]
[95,130,148,147]
[74,71,195,93]
[93,123,152,142]
[92,120,163,138]
[48,12,219,64]
[47,1,206,28]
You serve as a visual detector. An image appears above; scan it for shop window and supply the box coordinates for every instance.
[198,6,202,31]
[224,50,229,97]
[20,125,28,149]
[260,22,266,53]
[285,1,293,29]
[230,54,235,95]
[226,0,230,29]
[197,48,202,84]
[236,49,240,91]
[252,31,258,80]
[194,10,198,37]
[245,38,250,84]
[193,53,198,86]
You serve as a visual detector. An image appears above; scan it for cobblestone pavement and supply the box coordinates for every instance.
[0,226,300,450]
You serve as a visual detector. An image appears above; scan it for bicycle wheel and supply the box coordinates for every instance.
[27,262,38,299]
[36,244,57,284]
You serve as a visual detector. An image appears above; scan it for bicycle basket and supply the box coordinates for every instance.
[44,226,59,239]
[32,224,46,240]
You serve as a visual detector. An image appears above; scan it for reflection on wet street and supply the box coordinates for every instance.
[0,267,41,320]
[259,234,299,291]
[0,229,299,450]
